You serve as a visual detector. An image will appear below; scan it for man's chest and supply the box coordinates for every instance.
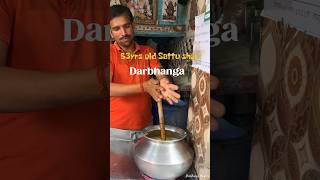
[113,56,151,82]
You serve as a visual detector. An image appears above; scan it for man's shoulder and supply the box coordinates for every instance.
[110,43,117,49]
[110,44,120,53]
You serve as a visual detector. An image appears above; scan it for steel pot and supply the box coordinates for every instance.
[134,125,194,179]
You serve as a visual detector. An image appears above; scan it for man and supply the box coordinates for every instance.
[0,0,107,179]
[109,5,180,179]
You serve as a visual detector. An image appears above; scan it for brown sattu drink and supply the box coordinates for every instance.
[146,130,182,141]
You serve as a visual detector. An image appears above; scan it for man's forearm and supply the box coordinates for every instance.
[0,67,101,112]
[110,82,141,96]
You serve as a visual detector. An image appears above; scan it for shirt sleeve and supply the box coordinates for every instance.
[110,47,115,82]
[0,0,15,45]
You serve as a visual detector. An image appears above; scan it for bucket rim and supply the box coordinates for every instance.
[142,125,187,143]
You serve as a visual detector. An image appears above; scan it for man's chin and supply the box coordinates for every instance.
[119,42,133,49]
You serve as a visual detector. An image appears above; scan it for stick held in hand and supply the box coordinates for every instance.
[157,100,166,140]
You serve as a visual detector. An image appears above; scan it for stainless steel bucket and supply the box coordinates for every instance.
[133,125,194,179]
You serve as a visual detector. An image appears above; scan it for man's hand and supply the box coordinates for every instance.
[211,75,225,131]
[159,78,181,105]
[144,78,163,102]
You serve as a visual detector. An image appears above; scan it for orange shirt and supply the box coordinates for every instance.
[0,0,107,179]
[110,43,160,130]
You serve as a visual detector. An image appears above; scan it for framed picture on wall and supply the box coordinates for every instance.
[120,0,157,25]
[110,0,121,6]
[158,0,186,26]
[162,0,178,22]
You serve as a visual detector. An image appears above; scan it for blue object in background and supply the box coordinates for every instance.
[211,118,246,141]
[152,99,189,130]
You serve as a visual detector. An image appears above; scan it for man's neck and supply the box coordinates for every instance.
[120,42,135,53]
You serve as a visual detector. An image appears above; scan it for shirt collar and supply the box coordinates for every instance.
[113,42,141,53]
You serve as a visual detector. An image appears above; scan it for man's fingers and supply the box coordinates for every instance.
[168,84,179,91]
[171,97,179,103]
[160,78,169,84]
[154,94,162,102]
[150,78,159,85]
[167,99,173,105]
[162,94,173,104]
[166,93,179,103]
[161,90,180,103]
[162,87,180,98]
[158,81,181,104]
[162,91,179,101]
[152,84,164,93]
[168,91,180,99]
[155,90,162,98]
[169,95,179,103]
[154,86,162,92]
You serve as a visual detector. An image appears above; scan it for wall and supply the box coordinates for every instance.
[249,19,320,180]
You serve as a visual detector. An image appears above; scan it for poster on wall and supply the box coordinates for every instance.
[162,0,178,21]
[110,0,121,5]
[262,0,320,38]
[120,0,157,24]
[192,13,210,73]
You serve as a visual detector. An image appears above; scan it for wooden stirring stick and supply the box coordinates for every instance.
[157,100,166,140]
